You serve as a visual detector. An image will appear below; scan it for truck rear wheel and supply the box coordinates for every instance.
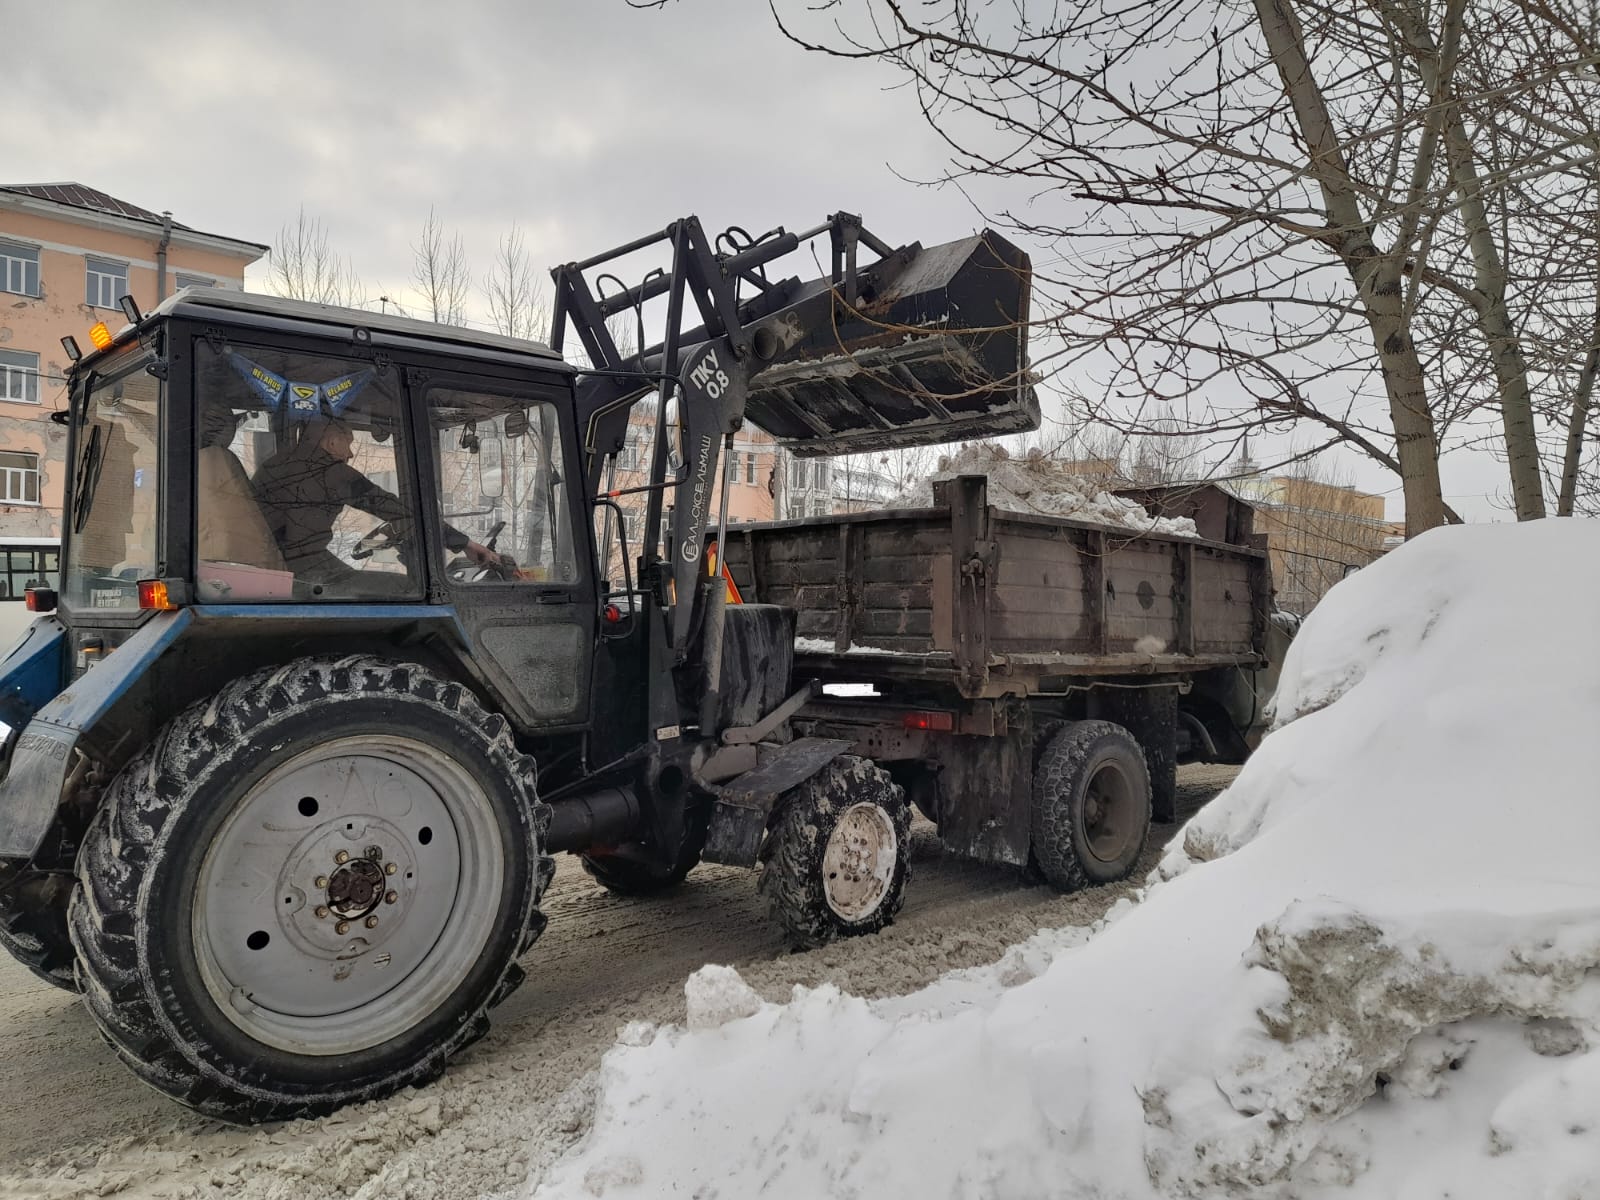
[67,657,551,1123]
[1031,721,1150,892]
[758,756,910,949]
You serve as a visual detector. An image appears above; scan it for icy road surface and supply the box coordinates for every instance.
[0,765,1234,1199]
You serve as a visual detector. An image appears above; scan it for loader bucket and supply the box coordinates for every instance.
[745,230,1038,457]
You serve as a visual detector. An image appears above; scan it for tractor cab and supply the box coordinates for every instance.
[34,290,599,734]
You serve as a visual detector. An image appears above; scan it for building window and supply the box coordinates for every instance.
[174,272,214,290]
[790,458,806,489]
[617,431,642,472]
[0,242,40,298]
[0,350,39,405]
[0,452,40,504]
[745,451,757,485]
[86,257,129,309]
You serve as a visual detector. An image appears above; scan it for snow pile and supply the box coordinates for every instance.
[528,519,1600,1200]
[893,441,1200,537]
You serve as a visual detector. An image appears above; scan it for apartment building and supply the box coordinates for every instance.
[0,183,268,538]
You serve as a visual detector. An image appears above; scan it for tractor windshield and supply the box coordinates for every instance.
[62,350,161,611]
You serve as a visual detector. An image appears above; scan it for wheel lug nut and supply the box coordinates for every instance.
[334,850,350,865]
[364,915,379,929]
[385,863,397,876]
[314,876,328,889]
[365,845,383,860]
[336,920,350,935]
[385,890,398,904]
[315,905,330,919]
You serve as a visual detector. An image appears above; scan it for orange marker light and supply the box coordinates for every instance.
[136,579,177,611]
[88,322,113,351]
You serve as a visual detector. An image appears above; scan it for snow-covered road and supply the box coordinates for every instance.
[0,766,1235,1199]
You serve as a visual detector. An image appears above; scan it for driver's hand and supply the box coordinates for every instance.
[463,540,507,568]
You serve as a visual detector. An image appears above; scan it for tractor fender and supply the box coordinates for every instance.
[0,617,68,736]
[0,610,191,863]
[700,736,854,869]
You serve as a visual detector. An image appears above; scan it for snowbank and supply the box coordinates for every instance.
[529,520,1600,1200]
[892,442,1200,537]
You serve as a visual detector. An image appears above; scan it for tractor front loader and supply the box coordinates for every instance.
[0,211,1034,1120]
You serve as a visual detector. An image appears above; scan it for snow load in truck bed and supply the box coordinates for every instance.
[529,518,1600,1200]
[891,441,1201,537]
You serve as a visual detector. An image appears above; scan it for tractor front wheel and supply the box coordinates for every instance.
[758,756,910,949]
[68,657,551,1122]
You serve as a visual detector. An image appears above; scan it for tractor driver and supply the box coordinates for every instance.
[253,416,505,594]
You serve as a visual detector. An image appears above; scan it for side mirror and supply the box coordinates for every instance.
[479,437,505,499]
[505,408,530,439]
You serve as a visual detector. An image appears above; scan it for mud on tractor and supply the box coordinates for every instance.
[0,214,1039,1120]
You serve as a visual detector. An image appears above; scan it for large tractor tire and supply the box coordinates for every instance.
[0,871,77,991]
[758,756,910,949]
[68,657,552,1123]
[580,801,710,897]
[1031,721,1151,893]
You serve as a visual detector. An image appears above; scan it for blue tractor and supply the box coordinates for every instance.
[0,214,1035,1120]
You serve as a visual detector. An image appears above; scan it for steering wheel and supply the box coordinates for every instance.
[351,522,399,561]
[444,519,515,583]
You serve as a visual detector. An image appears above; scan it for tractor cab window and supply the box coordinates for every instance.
[427,388,577,585]
[62,350,161,611]
[192,340,418,602]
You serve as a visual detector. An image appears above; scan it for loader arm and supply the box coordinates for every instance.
[554,212,1037,729]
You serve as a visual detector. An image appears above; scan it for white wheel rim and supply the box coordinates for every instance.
[821,802,898,923]
[193,735,504,1056]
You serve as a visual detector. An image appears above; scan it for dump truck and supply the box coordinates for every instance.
[718,478,1274,888]
[0,211,1266,1123]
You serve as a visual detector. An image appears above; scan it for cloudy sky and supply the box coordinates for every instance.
[4,0,1516,521]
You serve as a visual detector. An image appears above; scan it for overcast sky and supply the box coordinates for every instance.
[3,0,1516,521]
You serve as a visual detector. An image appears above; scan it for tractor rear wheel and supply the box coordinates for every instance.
[1030,721,1150,893]
[68,656,551,1123]
[758,756,910,949]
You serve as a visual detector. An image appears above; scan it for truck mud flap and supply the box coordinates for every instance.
[701,736,853,869]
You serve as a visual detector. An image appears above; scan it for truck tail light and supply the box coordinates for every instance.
[903,710,955,732]
[24,587,56,613]
[137,579,178,611]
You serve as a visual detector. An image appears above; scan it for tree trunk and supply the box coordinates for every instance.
[1382,0,1546,519]
[1557,296,1600,516]
[1253,0,1447,535]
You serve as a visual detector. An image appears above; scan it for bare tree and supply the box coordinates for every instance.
[715,1,1600,533]
[268,207,366,307]
[482,224,549,341]
[410,208,472,325]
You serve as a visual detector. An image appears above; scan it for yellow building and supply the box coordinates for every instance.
[0,183,267,538]
[1237,474,1388,615]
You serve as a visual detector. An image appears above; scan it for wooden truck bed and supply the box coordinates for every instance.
[720,475,1270,699]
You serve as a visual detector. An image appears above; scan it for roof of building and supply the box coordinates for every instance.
[0,182,270,254]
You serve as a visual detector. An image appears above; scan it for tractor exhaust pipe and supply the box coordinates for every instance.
[545,785,642,853]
